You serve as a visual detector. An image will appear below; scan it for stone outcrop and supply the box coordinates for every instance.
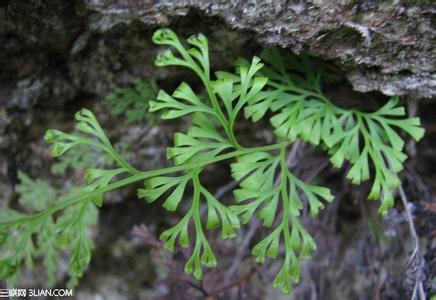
[1,0,435,111]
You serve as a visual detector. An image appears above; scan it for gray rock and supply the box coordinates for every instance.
[1,0,435,111]
[86,0,435,98]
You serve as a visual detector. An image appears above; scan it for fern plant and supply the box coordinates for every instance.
[0,28,424,294]
[104,79,158,124]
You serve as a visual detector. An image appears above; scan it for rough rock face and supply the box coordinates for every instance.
[1,0,435,111]
[86,0,436,98]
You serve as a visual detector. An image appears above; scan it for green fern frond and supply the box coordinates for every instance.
[0,29,425,295]
[232,148,333,293]
[51,144,112,174]
[15,171,58,211]
[104,79,158,124]
[249,49,424,214]
[140,170,239,280]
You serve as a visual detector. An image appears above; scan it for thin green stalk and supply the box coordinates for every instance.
[0,142,289,229]
[103,145,141,175]
[266,80,348,115]
[171,41,233,146]
[202,77,241,149]
[80,139,141,175]
[279,147,291,244]
[192,172,204,239]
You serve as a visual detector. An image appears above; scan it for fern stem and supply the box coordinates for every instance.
[266,80,349,115]
[279,147,291,243]
[103,145,141,175]
[202,77,241,149]
[192,172,205,240]
[79,140,141,175]
[0,142,289,229]
[170,39,236,148]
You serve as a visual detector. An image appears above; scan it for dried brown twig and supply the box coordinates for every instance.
[207,267,258,297]
[401,99,426,300]
[399,187,426,300]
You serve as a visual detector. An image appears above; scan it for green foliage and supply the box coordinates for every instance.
[104,79,158,124]
[57,199,98,288]
[1,187,98,288]
[0,29,424,295]
[245,49,424,213]
[15,171,57,211]
[51,144,112,174]
[231,149,333,293]
[167,113,233,165]
[0,109,137,288]
[139,169,240,279]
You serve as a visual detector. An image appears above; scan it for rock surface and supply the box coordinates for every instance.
[1,0,435,109]
[88,0,436,98]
